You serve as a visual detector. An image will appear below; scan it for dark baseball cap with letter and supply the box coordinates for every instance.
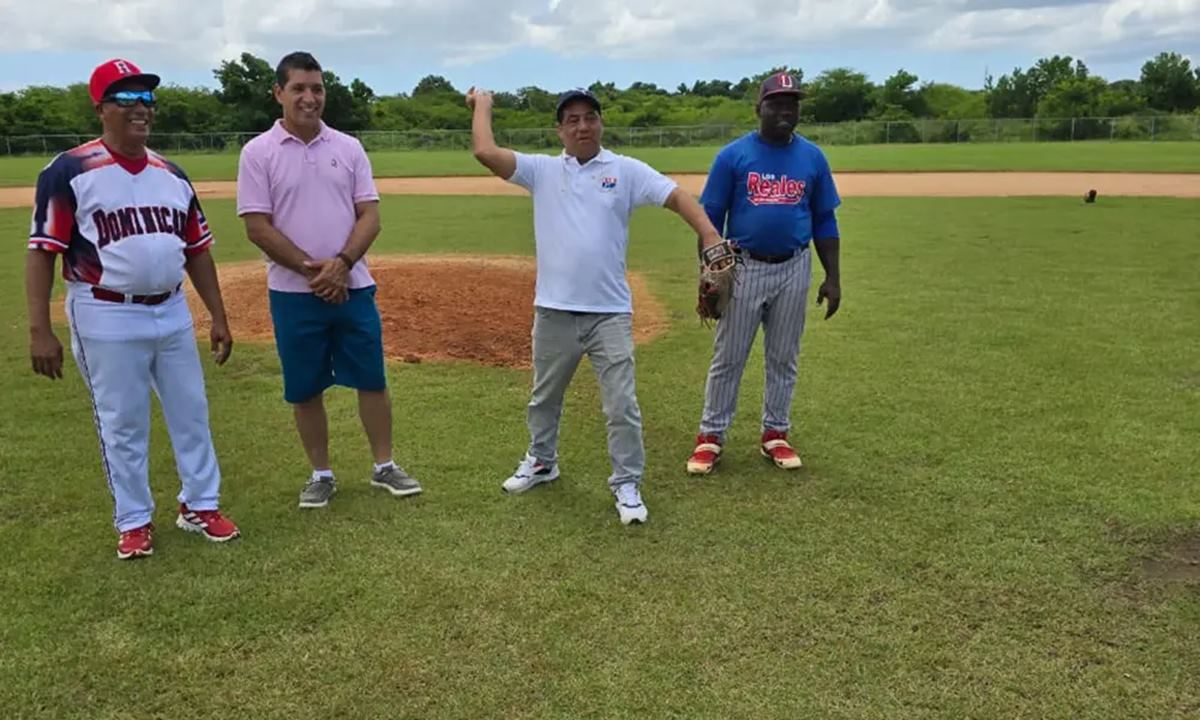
[555,88,602,121]
[758,72,804,102]
[89,58,161,104]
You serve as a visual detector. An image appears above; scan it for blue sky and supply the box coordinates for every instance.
[0,0,1196,96]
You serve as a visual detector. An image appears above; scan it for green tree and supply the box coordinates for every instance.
[876,69,927,117]
[690,79,735,98]
[804,68,874,122]
[412,75,458,96]
[213,52,277,132]
[1029,56,1088,96]
[1140,52,1199,112]
[987,69,1037,117]
[321,71,373,132]
[1097,80,1146,116]
[4,85,94,136]
[153,86,231,134]
[515,86,556,113]
[988,56,1091,118]
[921,83,986,119]
[1036,75,1107,118]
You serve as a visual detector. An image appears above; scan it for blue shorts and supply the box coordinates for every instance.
[268,286,387,404]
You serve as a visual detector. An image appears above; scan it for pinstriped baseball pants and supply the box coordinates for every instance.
[699,248,813,441]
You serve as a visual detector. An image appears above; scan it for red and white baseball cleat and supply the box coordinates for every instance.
[117,523,154,560]
[175,504,241,542]
[761,430,803,470]
[686,434,723,475]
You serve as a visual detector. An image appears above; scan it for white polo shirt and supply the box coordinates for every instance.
[507,148,677,314]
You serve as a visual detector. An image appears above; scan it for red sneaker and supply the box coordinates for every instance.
[761,430,803,470]
[117,523,154,560]
[176,504,241,542]
[687,434,723,475]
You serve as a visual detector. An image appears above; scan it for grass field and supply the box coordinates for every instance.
[0,140,1198,186]
[1,193,1198,718]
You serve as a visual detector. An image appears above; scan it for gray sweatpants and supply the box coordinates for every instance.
[526,307,643,488]
[699,248,813,441]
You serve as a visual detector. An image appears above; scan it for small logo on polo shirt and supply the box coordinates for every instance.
[600,176,617,190]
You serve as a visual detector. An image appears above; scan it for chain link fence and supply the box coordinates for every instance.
[3,116,1198,156]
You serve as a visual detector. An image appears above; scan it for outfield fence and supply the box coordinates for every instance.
[3,115,1198,155]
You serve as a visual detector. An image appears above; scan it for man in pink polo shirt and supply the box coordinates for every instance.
[236,51,421,509]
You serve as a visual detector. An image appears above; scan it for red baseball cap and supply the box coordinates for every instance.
[89,58,160,104]
[758,72,804,102]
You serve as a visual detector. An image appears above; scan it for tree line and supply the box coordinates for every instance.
[2,51,1198,138]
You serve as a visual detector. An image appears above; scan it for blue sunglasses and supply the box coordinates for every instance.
[103,90,156,108]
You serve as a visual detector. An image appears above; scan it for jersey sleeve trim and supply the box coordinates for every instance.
[28,236,69,253]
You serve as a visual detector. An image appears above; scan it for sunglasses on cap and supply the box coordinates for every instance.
[102,90,156,108]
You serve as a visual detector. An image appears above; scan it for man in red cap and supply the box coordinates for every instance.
[685,72,844,476]
[26,58,241,559]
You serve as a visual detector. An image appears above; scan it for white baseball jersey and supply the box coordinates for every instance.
[29,138,213,295]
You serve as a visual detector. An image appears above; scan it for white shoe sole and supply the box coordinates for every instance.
[175,516,241,542]
[502,468,560,494]
[371,481,423,497]
[761,448,802,470]
[618,508,648,525]
[686,460,716,475]
[117,547,152,560]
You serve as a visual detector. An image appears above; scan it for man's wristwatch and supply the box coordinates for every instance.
[336,252,355,270]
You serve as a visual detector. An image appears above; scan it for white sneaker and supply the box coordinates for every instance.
[613,483,648,525]
[502,453,560,494]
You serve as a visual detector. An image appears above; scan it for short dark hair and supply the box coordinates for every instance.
[275,52,322,88]
[555,88,602,122]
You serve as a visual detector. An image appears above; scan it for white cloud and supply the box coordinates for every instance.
[0,0,1196,77]
[921,0,1200,55]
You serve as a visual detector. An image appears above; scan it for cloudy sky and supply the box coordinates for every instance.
[0,0,1197,94]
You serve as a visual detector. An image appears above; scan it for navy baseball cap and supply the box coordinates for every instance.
[758,72,804,102]
[555,88,602,121]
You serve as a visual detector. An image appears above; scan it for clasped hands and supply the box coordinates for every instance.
[304,255,351,304]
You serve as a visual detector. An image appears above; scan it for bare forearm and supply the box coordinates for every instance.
[472,101,498,153]
[470,99,516,178]
[340,210,381,263]
[665,187,723,248]
[185,251,228,323]
[813,236,840,281]
[25,250,56,334]
[247,221,313,276]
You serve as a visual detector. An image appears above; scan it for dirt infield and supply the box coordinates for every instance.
[190,255,668,370]
[3,171,1198,208]
[49,255,670,369]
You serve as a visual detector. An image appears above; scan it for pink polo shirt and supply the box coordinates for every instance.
[236,120,380,292]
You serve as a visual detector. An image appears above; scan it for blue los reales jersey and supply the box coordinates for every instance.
[700,132,841,255]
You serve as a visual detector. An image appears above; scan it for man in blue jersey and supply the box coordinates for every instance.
[686,72,843,475]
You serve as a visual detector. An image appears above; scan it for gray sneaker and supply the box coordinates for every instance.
[299,476,336,509]
[371,465,423,497]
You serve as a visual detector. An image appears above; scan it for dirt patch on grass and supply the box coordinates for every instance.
[52,255,669,369]
[4,171,1199,208]
[1139,531,1200,584]
[198,255,668,370]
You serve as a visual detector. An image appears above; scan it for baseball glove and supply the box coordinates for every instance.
[696,240,740,324]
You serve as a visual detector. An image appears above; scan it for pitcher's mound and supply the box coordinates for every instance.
[192,255,670,370]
